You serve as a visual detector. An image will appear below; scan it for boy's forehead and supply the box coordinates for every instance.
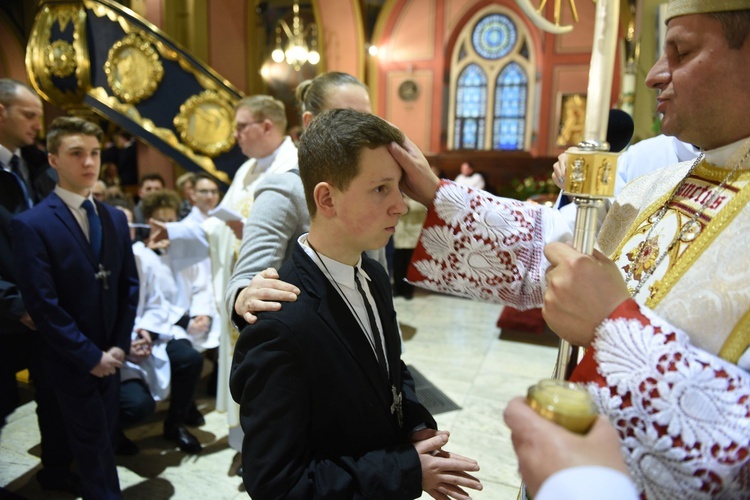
[358,146,402,181]
[58,133,100,149]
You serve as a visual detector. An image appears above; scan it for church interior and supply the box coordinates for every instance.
[1,0,670,498]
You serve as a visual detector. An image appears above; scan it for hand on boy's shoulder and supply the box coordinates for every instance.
[235,268,300,325]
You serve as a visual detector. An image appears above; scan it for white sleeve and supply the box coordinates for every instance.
[408,180,572,309]
[165,219,210,271]
[536,467,638,500]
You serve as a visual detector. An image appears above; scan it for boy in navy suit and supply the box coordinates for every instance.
[12,117,139,499]
[231,109,482,499]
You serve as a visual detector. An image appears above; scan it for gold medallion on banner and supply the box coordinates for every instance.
[104,33,163,104]
[44,40,77,78]
[173,91,235,156]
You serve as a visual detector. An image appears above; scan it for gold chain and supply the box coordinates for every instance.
[625,148,750,297]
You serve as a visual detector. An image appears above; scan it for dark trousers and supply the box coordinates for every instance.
[392,248,415,298]
[120,339,202,429]
[1,330,73,478]
[165,339,203,428]
[38,351,122,500]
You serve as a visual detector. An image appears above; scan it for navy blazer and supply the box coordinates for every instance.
[231,243,436,500]
[10,191,139,373]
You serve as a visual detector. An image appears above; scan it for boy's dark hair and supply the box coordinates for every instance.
[46,117,103,154]
[139,172,166,188]
[298,108,405,217]
[141,189,181,220]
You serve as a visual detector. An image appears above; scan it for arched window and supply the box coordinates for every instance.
[494,62,527,149]
[455,64,487,149]
[448,8,534,151]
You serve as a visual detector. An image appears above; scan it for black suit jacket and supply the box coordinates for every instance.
[0,147,56,334]
[231,244,436,499]
[10,192,139,374]
[0,146,56,212]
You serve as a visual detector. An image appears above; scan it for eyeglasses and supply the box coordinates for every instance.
[235,120,265,134]
[196,189,219,196]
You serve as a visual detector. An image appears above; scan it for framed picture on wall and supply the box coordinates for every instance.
[556,93,587,147]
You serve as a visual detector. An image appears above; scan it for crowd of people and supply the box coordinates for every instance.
[1,1,749,498]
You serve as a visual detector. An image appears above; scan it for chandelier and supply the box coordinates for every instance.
[271,1,320,70]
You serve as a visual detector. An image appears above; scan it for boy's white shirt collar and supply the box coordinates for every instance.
[298,233,372,291]
[0,144,20,171]
[55,185,96,213]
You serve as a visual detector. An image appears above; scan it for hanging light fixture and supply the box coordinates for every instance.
[271,1,320,70]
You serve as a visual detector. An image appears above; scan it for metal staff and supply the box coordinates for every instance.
[554,0,621,381]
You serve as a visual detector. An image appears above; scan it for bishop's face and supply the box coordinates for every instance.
[646,14,750,150]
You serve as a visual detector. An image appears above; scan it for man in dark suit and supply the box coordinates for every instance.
[11,116,139,500]
[230,109,482,499]
[0,79,79,494]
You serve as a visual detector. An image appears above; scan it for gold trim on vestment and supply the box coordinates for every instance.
[646,165,750,309]
[611,159,750,364]
[719,307,750,364]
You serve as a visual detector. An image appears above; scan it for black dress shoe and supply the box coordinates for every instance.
[116,430,140,456]
[36,469,82,496]
[164,424,202,454]
[184,403,205,427]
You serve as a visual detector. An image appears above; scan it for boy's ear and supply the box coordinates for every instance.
[313,182,336,216]
[302,111,314,129]
[47,152,58,169]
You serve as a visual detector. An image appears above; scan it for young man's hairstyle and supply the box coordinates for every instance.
[234,95,287,132]
[46,116,103,154]
[295,72,368,129]
[141,189,181,220]
[298,108,405,217]
[138,172,166,188]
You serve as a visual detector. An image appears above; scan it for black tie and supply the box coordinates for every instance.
[9,155,32,208]
[354,268,389,380]
[81,199,102,261]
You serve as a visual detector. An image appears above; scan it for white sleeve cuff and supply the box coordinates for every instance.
[535,466,638,500]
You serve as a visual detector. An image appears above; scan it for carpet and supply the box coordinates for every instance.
[407,365,461,415]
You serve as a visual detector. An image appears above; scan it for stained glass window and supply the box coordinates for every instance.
[450,10,531,151]
[455,64,487,149]
[471,14,516,60]
[494,62,527,149]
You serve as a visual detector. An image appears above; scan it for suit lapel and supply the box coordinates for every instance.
[292,245,393,412]
[47,192,98,267]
